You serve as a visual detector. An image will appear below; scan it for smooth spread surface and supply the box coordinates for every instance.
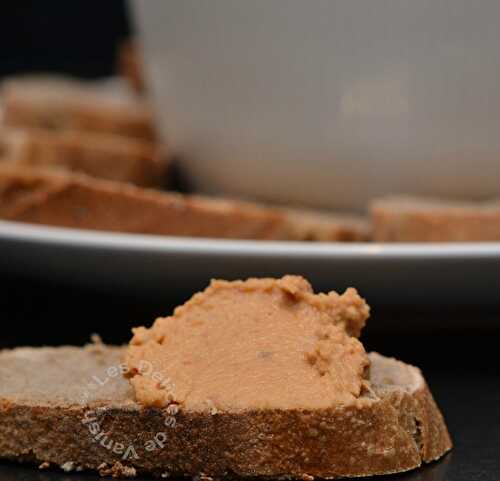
[126,276,370,411]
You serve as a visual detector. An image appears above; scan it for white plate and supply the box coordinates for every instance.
[1,220,499,307]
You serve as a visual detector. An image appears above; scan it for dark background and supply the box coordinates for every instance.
[0,2,499,480]
[0,0,130,79]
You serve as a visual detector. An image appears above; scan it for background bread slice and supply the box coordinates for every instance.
[0,345,451,478]
[0,167,288,240]
[2,75,156,141]
[0,128,168,187]
[0,168,370,242]
[284,208,370,242]
[371,195,500,242]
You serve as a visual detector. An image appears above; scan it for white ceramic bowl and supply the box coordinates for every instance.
[132,0,500,210]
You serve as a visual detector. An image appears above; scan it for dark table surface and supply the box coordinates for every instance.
[1,273,499,481]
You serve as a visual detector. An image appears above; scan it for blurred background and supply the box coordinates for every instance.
[0,1,130,79]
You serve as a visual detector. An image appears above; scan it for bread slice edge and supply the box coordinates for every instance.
[0,346,451,479]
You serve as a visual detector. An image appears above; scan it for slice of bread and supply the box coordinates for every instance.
[2,76,155,141]
[0,167,369,242]
[0,167,286,240]
[0,344,451,478]
[371,195,500,242]
[0,128,168,187]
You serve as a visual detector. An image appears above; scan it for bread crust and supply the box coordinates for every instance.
[0,348,451,479]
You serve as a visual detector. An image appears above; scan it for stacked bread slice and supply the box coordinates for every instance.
[0,76,167,186]
[0,76,371,242]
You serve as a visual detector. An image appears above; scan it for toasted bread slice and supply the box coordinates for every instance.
[371,195,500,242]
[0,128,168,187]
[2,76,155,141]
[0,167,286,240]
[0,167,369,242]
[0,345,451,478]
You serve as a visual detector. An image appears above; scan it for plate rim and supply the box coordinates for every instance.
[2,219,500,259]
